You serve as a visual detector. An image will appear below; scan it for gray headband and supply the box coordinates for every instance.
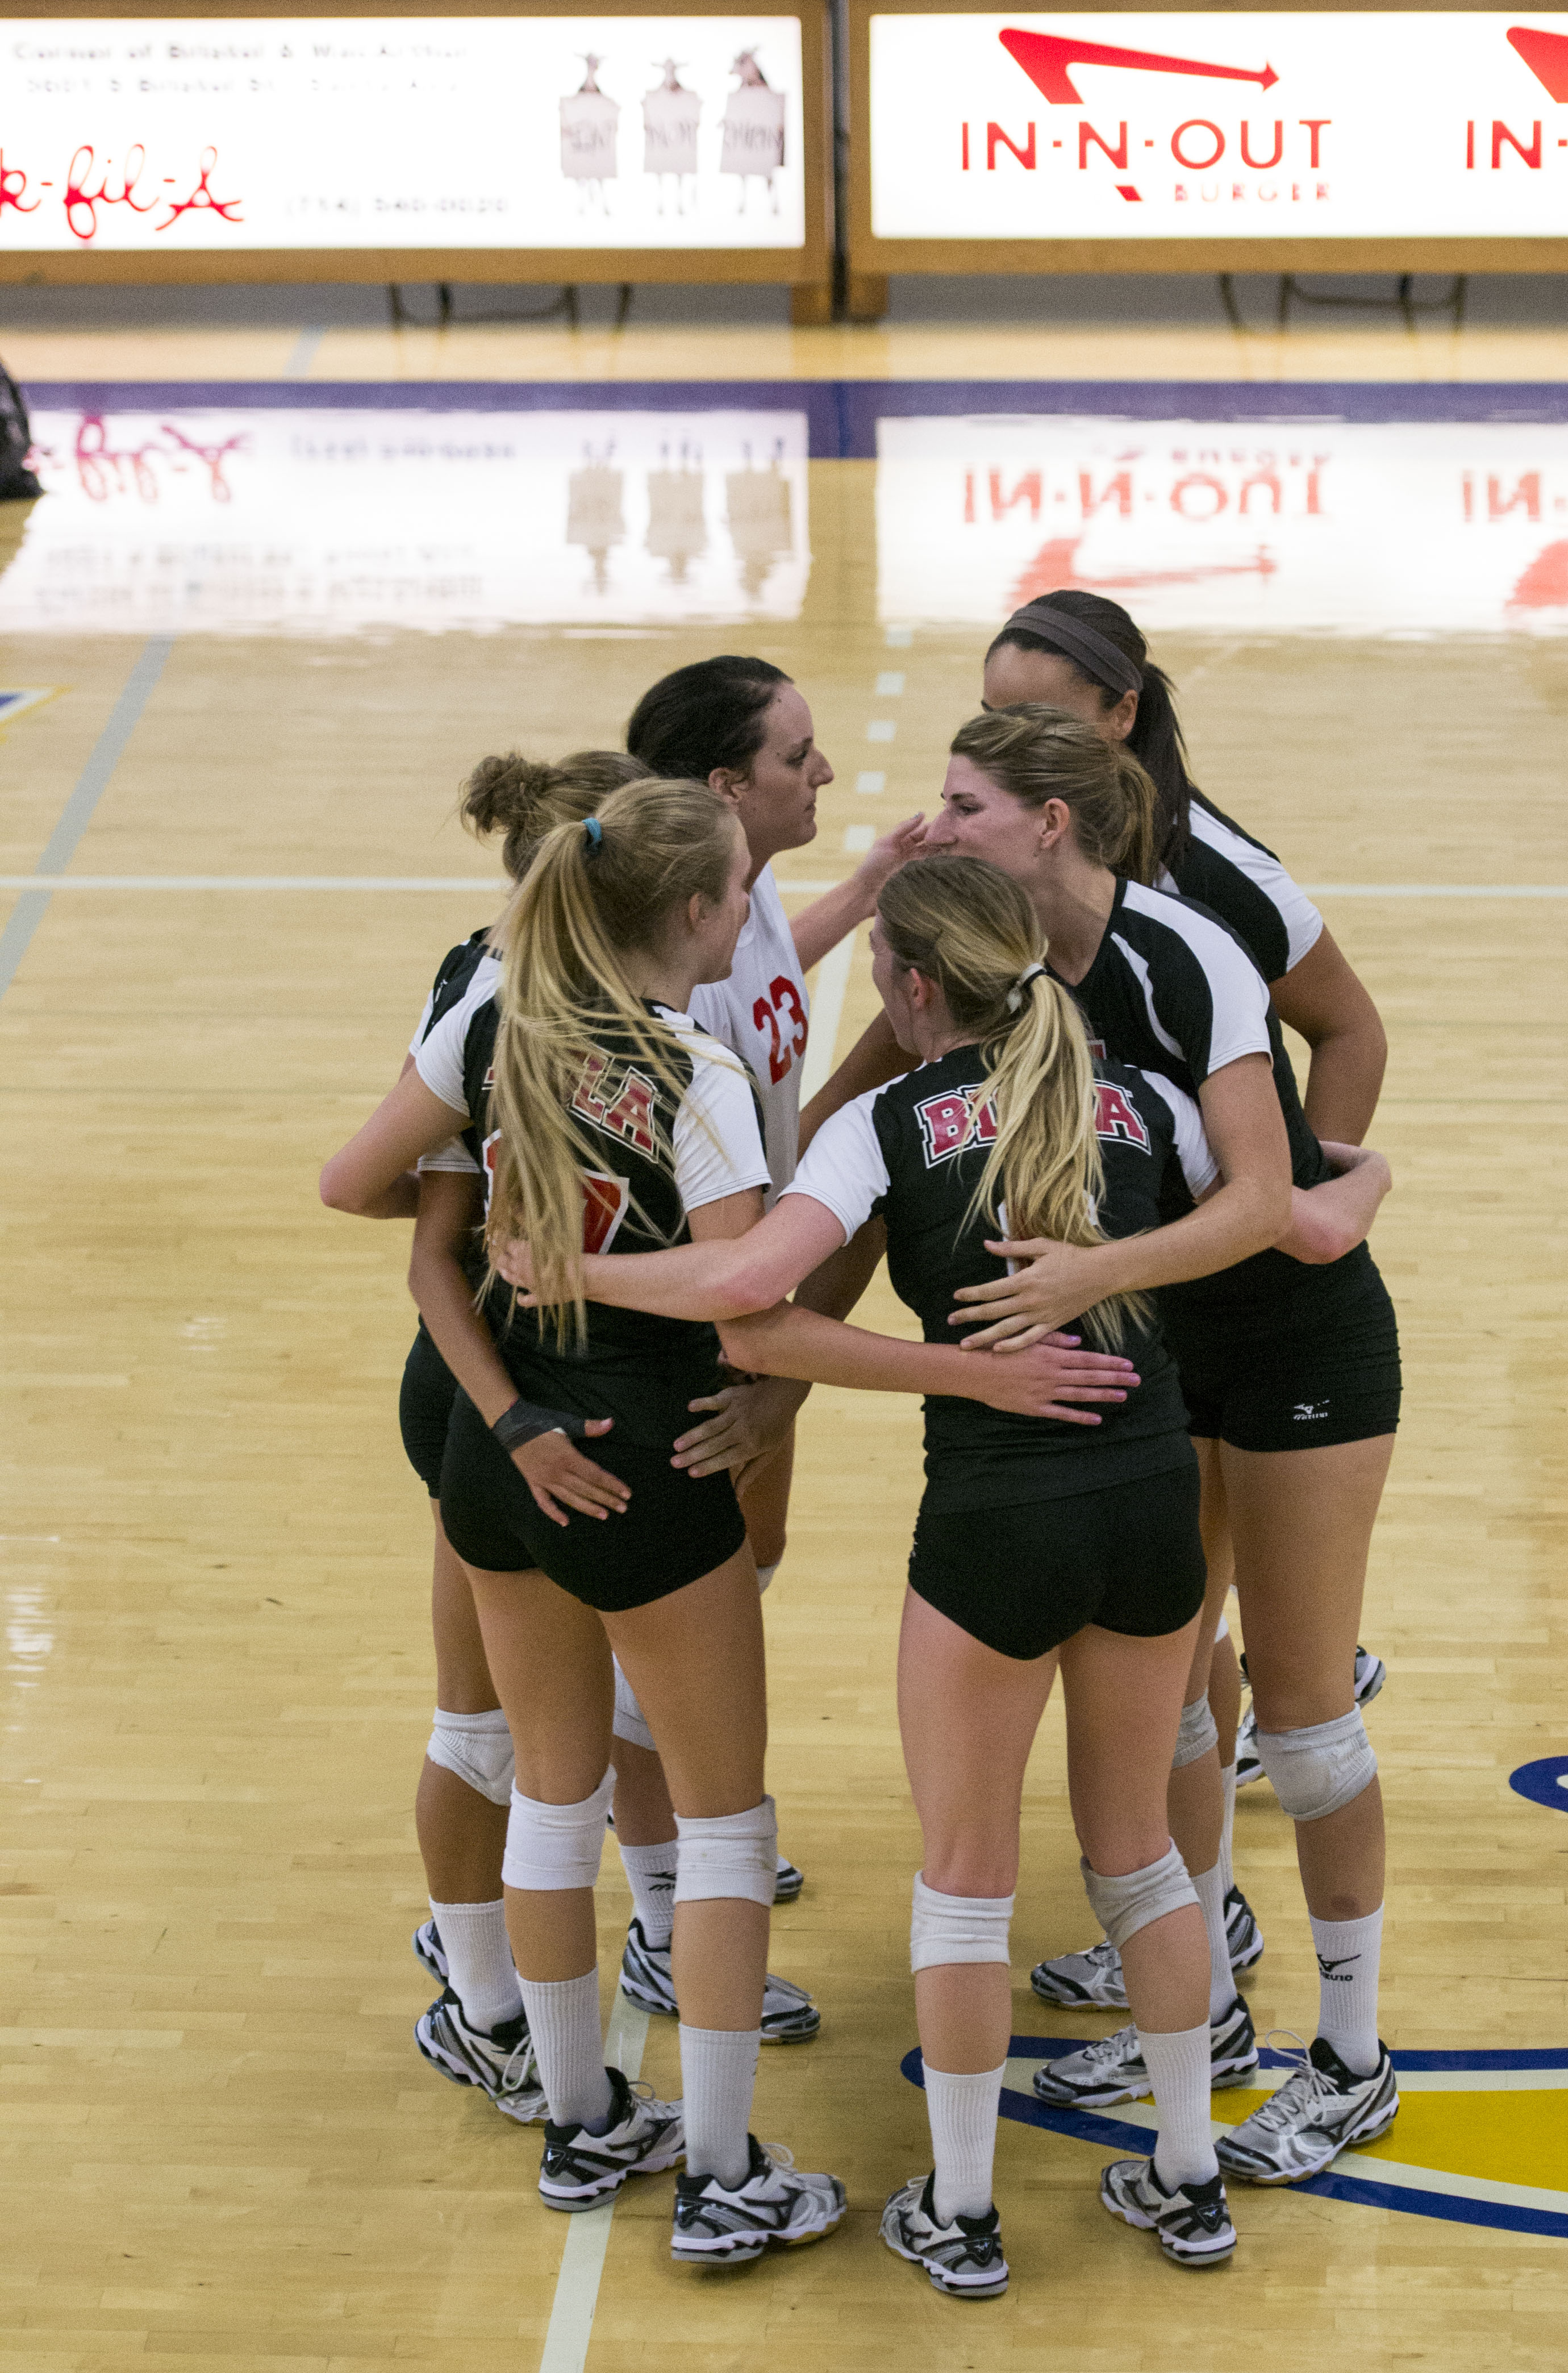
[1001,601,1143,698]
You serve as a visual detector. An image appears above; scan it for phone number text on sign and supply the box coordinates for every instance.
[868,11,1568,240]
[0,16,806,251]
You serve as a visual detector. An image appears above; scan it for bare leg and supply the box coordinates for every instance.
[1224,1435,1395,1922]
[735,1423,795,1572]
[610,1738,676,1846]
[415,1507,509,1902]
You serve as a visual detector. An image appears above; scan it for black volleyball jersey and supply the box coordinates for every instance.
[783,1046,1212,1513]
[1060,878,1379,1321]
[415,968,771,1445]
[1162,792,1323,988]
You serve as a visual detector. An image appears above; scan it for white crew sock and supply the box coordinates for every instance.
[1191,1862,1234,2022]
[924,2062,1004,2224]
[518,1970,614,2129]
[1218,1761,1238,1898]
[1311,1905,1384,2077]
[679,2024,761,2189]
[1141,2020,1220,2191]
[618,1839,678,1948]
[428,1897,523,2034]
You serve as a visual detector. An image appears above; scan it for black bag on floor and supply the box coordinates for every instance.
[0,361,43,500]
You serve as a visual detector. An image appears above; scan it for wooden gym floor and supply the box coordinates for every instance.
[2,293,1567,2370]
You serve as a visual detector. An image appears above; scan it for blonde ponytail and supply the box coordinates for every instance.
[483,777,744,1344]
[949,704,1160,886]
[876,854,1149,1348]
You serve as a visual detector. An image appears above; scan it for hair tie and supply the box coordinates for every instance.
[582,815,603,852]
[1006,962,1048,1014]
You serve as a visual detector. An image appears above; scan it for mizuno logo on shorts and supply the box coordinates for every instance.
[1292,1400,1330,1421]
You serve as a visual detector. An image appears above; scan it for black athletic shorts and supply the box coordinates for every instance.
[438,1387,748,1613]
[399,1323,458,1496]
[1169,1265,1402,1455]
[906,1455,1206,1662]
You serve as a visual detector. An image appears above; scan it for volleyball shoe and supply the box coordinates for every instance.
[538,2066,685,2210]
[1031,1997,1258,2109]
[880,2173,1009,2298]
[618,1917,820,2042]
[1215,2035,1398,2184]
[672,2137,845,2264]
[1099,2159,1237,2267]
[413,1988,547,2123]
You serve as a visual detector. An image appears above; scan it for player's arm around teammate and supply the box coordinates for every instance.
[924,708,1403,2187]
[327,781,848,2267]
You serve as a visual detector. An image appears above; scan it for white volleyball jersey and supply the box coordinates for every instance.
[689,863,808,1197]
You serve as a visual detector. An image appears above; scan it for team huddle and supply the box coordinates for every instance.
[321,590,1400,2295]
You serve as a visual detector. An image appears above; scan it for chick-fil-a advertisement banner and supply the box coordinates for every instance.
[874,414,1568,634]
[0,16,806,250]
[869,11,1568,239]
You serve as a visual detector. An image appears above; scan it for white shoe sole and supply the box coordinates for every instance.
[881,2229,1008,2297]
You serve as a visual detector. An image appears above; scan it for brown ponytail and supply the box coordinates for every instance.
[458,748,645,884]
[950,705,1160,885]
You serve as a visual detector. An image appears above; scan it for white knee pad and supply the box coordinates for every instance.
[611,1656,655,1753]
[426,1707,515,1807]
[502,1766,615,1891]
[673,1796,778,1907]
[756,1561,779,1596]
[1171,1692,1219,1770]
[1081,1842,1198,1951]
[909,1874,1014,1974]
[1257,1709,1377,1824]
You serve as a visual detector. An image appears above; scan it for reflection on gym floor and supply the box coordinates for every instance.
[0,406,809,632]
[875,417,1568,635]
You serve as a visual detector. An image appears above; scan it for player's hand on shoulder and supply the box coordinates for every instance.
[511,1420,629,1526]
[672,1375,809,1478]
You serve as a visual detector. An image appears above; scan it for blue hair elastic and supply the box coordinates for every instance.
[582,815,603,851]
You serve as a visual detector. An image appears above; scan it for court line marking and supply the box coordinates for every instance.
[0,639,173,1002]
[283,327,325,378]
[537,1990,650,2373]
[800,929,857,1104]
[6,877,1568,899]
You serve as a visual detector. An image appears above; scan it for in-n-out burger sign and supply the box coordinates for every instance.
[868,11,1568,239]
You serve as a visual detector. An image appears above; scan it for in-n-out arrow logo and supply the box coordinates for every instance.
[997,27,1282,197]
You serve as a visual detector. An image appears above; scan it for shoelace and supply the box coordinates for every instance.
[1248,2030,1337,2131]
[757,2140,796,2174]
[497,2035,540,2097]
[1079,2022,1141,2068]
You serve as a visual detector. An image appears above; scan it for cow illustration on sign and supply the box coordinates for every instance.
[643,59,702,213]
[721,47,786,213]
[560,54,619,212]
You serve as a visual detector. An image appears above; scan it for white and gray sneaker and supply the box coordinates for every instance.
[1354,1645,1386,1708]
[618,1917,821,2043]
[774,1854,805,1904]
[539,2064,685,2210]
[1100,2159,1237,2267]
[414,1987,547,2124]
[1224,1886,1265,1972]
[411,1917,448,1985]
[1032,1997,1259,2109]
[1216,2034,1399,2185]
[1033,1899,1265,2009]
[1029,1937,1129,2010]
[881,2172,1009,2299]
[672,2137,846,2264]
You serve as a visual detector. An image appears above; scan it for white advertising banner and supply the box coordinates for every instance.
[875,414,1568,634]
[0,405,811,631]
[0,16,806,251]
[869,11,1568,240]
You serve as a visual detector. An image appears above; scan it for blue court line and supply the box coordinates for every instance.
[19,378,1568,460]
[0,638,173,1002]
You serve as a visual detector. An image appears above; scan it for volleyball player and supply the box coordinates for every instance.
[498,850,1351,2281]
[920,709,1400,2183]
[615,655,923,1955]
[320,781,849,2257]
[383,750,821,2103]
[981,592,1388,1882]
